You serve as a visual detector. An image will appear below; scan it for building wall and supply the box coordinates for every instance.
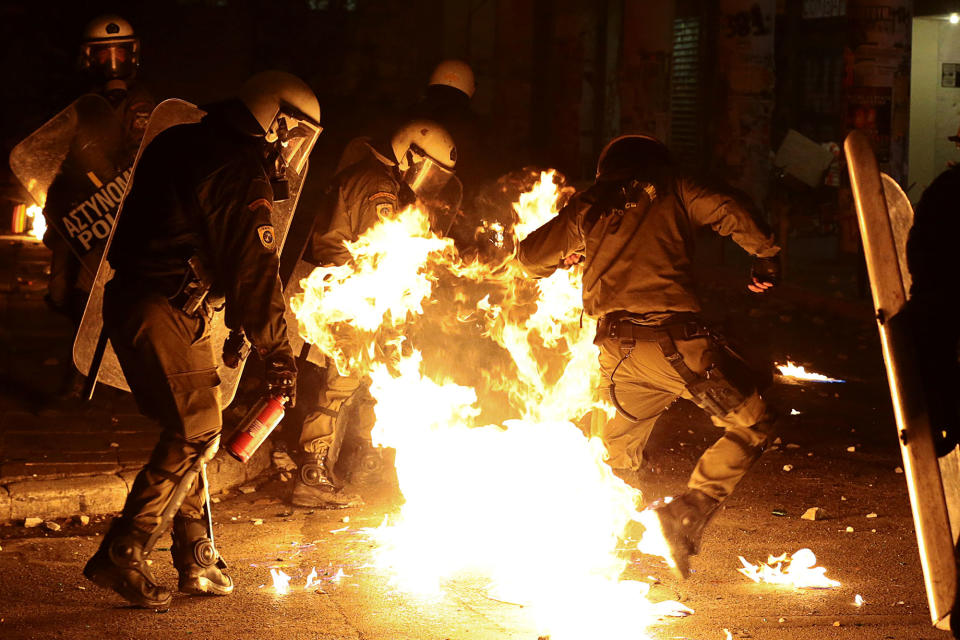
[934,21,960,175]
[909,18,940,200]
[713,0,777,204]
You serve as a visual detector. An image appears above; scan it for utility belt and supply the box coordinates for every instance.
[168,256,222,320]
[597,311,709,345]
[598,311,749,419]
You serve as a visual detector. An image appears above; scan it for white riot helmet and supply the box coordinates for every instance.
[391,119,457,201]
[239,71,322,198]
[428,59,475,99]
[80,14,140,82]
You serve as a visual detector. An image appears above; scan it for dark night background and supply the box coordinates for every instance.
[0,0,596,217]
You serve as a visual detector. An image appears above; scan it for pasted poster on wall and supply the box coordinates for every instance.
[714,0,776,205]
[845,85,892,162]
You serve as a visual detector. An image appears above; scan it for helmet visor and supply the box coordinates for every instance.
[276,114,322,176]
[84,43,137,80]
[405,147,455,200]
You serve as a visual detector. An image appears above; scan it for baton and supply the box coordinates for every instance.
[81,329,109,401]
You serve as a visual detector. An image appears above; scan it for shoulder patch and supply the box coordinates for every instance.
[257,225,277,251]
[376,202,394,218]
[367,191,398,203]
[248,197,273,212]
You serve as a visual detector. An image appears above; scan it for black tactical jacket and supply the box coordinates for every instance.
[108,106,292,360]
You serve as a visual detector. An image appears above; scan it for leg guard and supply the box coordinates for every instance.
[143,436,220,553]
[83,519,172,609]
[291,445,362,508]
[171,516,233,596]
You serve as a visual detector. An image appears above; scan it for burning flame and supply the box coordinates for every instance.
[270,568,292,595]
[633,500,677,569]
[292,171,681,637]
[26,204,45,240]
[738,548,841,588]
[304,567,320,590]
[775,361,844,383]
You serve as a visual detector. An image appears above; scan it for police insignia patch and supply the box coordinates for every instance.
[257,225,276,251]
[376,203,394,218]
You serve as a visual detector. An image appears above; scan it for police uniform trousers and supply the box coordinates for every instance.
[103,280,222,535]
[299,359,362,463]
[597,333,775,502]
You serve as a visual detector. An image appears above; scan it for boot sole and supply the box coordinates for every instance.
[180,575,234,596]
[83,563,172,610]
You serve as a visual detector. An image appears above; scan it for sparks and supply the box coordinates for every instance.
[738,548,841,589]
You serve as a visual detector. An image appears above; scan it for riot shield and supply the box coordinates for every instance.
[845,130,959,632]
[73,98,308,406]
[9,93,140,279]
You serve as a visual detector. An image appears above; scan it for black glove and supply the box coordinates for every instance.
[265,353,297,407]
[749,255,781,292]
[222,330,250,369]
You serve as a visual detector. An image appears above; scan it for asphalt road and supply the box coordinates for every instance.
[0,375,947,640]
[0,235,947,639]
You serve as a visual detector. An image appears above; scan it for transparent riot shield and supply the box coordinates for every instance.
[9,93,140,278]
[73,98,308,406]
[846,130,960,632]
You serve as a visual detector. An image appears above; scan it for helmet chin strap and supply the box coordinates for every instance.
[263,138,290,202]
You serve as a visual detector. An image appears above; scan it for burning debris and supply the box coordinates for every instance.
[737,548,841,589]
[775,361,845,383]
[270,568,291,595]
[290,171,685,638]
[26,204,45,240]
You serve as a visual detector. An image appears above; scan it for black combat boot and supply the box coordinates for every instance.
[171,517,233,596]
[290,447,362,508]
[653,489,720,579]
[83,519,172,609]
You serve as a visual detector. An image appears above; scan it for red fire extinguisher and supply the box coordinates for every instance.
[226,395,286,463]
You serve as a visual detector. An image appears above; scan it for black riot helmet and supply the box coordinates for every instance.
[595,134,672,182]
[80,14,140,83]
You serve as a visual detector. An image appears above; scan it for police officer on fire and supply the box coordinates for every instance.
[290,119,457,508]
[516,135,781,577]
[83,71,321,609]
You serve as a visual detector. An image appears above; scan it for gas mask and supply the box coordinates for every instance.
[82,41,139,83]
[264,111,321,201]
[401,143,458,203]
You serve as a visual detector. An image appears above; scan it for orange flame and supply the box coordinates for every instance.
[738,548,841,588]
[775,361,844,383]
[292,171,683,637]
[270,568,292,595]
[26,204,45,240]
[304,567,320,590]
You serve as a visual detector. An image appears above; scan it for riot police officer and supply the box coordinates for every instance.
[83,71,321,609]
[44,14,154,325]
[290,119,457,508]
[517,135,781,578]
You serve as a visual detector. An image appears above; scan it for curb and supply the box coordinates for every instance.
[0,443,273,525]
